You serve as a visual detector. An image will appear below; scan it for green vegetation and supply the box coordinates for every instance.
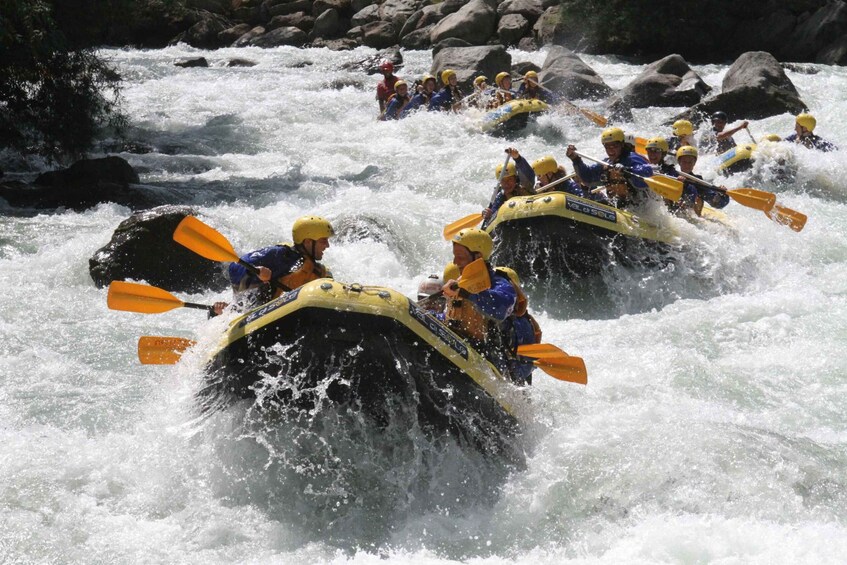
[0,0,188,162]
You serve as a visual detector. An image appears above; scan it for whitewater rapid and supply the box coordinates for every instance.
[2,45,847,563]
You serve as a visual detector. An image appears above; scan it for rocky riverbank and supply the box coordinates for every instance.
[117,0,847,64]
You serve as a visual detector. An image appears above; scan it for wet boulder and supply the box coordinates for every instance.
[378,0,420,28]
[430,0,497,45]
[171,11,232,49]
[401,24,434,50]
[613,54,711,108]
[351,4,380,27]
[89,206,227,292]
[218,23,252,44]
[233,26,266,46]
[175,57,209,68]
[681,51,806,122]
[249,26,309,47]
[532,5,566,46]
[312,8,341,38]
[538,46,611,99]
[361,21,399,48]
[430,45,510,90]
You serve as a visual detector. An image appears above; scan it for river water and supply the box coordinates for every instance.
[2,45,847,564]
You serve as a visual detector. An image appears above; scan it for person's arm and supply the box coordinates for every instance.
[565,145,604,186]
[467,274,516,321]
[513,154,536,193]
[716,120,749,141]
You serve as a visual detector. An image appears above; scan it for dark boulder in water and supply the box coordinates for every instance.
[0,157,170,211]
[89,206,228,292]
[538,45,612,100]
[613,54,711,108]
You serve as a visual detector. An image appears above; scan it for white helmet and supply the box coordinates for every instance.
[417,274,443,300]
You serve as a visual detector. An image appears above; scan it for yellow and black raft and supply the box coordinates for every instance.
[484,191,687,279]
[479,99,549,134]
[717,143,757,176]
[199,278,528,463]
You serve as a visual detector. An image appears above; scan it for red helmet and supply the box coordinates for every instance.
[379,60,394,73]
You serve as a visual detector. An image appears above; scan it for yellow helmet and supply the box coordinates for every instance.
[672,119,693,136]
[473,75,488,87]
[292,215,334,244]
[531,155,559,177]
[761,133,781,142]
[524,70,538,81]
[393,80,408,90]
[796,112,816,132]
[452,228,493,260]
[676,145,698,159]
[601,127,625,144]
[495,72,511,86]
[443,262,461,282]
[441,69,456,84]
[645,136,669,153]
[495,266,521,287]
[422,74,436,84]
[494,161,517,179]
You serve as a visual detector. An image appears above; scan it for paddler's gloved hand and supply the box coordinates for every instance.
[565,144,579,161]
[442,280,470,299]
[257,266,272,282]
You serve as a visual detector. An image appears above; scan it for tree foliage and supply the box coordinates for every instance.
[0,0,127,162]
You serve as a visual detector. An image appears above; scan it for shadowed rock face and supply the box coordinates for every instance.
[89,206,228,292]
[430,45,511,91]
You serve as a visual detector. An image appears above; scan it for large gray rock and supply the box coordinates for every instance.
[352,0,375,12]
[351,4,380,27]
[312,8,341,38]
[497,14,530,46]
[432,37,473,55]
[89,206,227,293]
[401,24,434,49]
[311,37,360,49]
[249,26,309,46]
[218,23,252,44]
[361,20,399,48]
[379,0,420,28]
[430,0,497,45]
[497,0,542,21]
[682,51,806,122]
[232,25,266,46]
[399,4,449,38]
[532,5,566,45]
[787,0,847,64]
[173,11,232,49]
[538,45,611,99]
[268,0,312,17]
[431,45,511,91]
[267,12,315,32]
[614,54,711,108]
[313,0,352,17]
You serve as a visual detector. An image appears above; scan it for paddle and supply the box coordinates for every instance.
[765,204,808,232]
[517,343,587,385]
[443,173,578,240]
[138,336,196,365]
[744,126,757,144]
[634,136,648,156]
[573,151,683,201]
[675,171,776,211]
[417,257,492,309]
[108,280,213,315]
[173,216,285,291]
[514,77,607,126]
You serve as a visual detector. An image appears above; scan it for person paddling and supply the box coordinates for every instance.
[375,60,399,114]
[482,147,536,226]
[401,74,436,116]
[675,145,729,214]
[429,69,464,112]
[701,111,749,154]
[496,266,542,385]
[213,216,334,315]
[531,155,590,198]
[668,119,697,156]
[784,113,837,152]
[380,80,412,120]
[566,127,654,209]
[488,72,516,109]
[645,137,698,215]
[442,229,517,378]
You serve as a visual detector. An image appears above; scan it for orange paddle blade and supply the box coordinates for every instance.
[765,204,807,232]
[173,216,240,263]
[108,281,184,314]
[728,188,776,211]
[642,175,683,201]
[138,336,196,365]
[533,358,587,385]
[458,258,492,294]
[443,213,484,240]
